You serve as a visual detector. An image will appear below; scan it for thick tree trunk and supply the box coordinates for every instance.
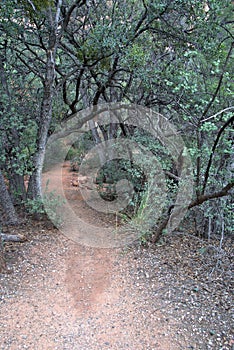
[9,173,27,204]
[0,169,19,225]
[0,43,26,205]
[27,133,50,200]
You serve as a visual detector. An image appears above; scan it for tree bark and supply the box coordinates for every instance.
[27,3,62,199]
[9,172,27,204]
[0,42,26,204]
[27,55,56,199]
[27,0,86,200]
[0,169,19,225]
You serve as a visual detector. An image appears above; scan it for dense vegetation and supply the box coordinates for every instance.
[0,0,233,247]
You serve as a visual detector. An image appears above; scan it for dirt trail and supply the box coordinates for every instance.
[0,234,179,350]
[0,163,182,349]
[1,162,232,349]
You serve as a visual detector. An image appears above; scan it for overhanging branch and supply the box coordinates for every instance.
[189,181,234,209]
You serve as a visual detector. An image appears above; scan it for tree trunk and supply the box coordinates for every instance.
[27,50,57,199]
[89,119,107,165]
[0,42,26,205]
[26,0,86,200]
[0,169,19,225]
[27,3,62,200]
[9,172,27,204]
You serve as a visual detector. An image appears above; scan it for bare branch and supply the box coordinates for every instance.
[62,0,87,31]
[201,106,234,123]
[55,0,62,25]
[189,181,234,209]
[16,53,44,80]
[151,181,234,244]
[26,0,36,11]
[202,115,234,194]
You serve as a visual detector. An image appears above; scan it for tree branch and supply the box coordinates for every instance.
[62,0,87,31]
[202,115,234,194]
[189,181,234,209]
[16,53,44,80]
[201,106,234,122]
[151,181,234,244]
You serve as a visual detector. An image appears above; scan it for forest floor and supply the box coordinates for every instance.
[0,163,233,350]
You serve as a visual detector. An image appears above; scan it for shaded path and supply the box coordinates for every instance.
[0,228,181,349]
[0,162,181,349]
[1,162,232,349]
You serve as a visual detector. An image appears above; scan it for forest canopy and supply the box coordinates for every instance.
[0,0,233,243]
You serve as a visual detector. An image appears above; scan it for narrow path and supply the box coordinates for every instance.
[0,162,182,349]
[1,162,232,349]
[0,229,182,350]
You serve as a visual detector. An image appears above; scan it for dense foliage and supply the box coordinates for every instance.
[0,0,233,240]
